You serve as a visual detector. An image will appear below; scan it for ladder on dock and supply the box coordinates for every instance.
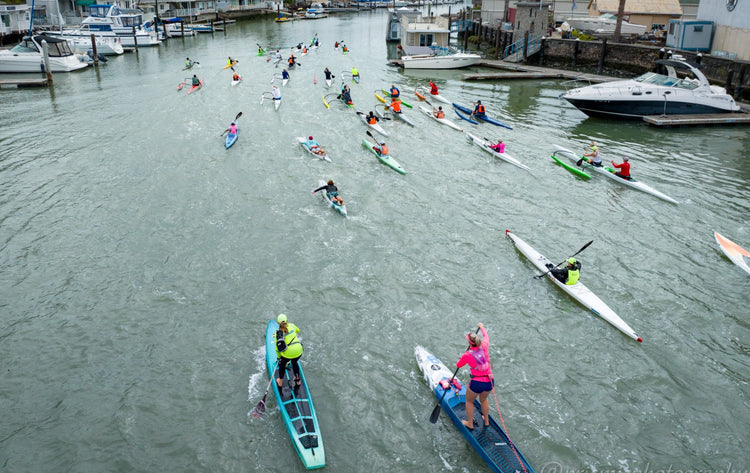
[503,35,541,63]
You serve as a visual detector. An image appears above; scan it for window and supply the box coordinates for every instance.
[693,25,703,32]
[419,33,433,46]
[668,23,674,34]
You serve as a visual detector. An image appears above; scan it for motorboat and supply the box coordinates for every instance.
[63,34,124,55]
[46,4,160,48]
[561,58,741,119]
[401,51,481,69]
[0,33,89,73]
[564,13,646,36]
[304,4,328,18]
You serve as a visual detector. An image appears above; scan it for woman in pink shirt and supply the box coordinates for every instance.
[456,323,493,429]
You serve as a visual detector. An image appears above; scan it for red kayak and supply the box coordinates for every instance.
[187,80,204,94]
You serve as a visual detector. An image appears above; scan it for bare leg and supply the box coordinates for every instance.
[463,388,478,429]
[479,391,491,426]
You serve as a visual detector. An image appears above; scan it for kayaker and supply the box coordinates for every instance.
[185,57,193,68]
[334,41,339,48]
[258,46,264,54]
[313,179,344,205]
[227,56,237,71]
[314,39,319,47]
[282,69,290,81]
[456,323,493,430]
[429,80,439,95]
[223,121,237,136]
[490,139,505,153]
[374,141,388,156]
[366,111,379,125]
[232,73,240,82]
[339,87,353,105]
[473,100,486,118]
[274,314,303,389]
[305,136,327,157]
[324,67,335,81]
[390,84,400,99]
[191,75,200,87]
[351,67,360,81]
[611,157,631,180]
[390,99,402,114]
[272,85,281,101]
[275,50,281,60]
[433,106,445,119]
[342,44,349,53]
[547,258,581,285]
[581,141,602,166]
[288,54,296,68]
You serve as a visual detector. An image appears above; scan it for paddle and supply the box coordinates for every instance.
[251,360,279,418]
[365,130,380,147]
[313,74,317,85]
[430,327,481,424]
[220,112,243,136]
[534,240,593,279]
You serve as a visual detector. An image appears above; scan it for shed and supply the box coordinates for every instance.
[665,19,713,51]
[586,0,682,30]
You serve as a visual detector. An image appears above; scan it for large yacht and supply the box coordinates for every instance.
[561,59,741,119]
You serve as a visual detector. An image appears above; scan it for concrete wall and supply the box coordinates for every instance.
[711,25,750,60]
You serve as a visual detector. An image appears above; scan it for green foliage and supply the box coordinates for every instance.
[571,29,595,41]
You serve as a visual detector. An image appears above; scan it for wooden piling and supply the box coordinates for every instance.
[90,33,98,65]
[597,38,607,75]
[41,39,53,85]
[132,25,138,51]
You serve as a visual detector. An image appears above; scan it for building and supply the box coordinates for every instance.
[399,14,450,55]
[696,0,749,60]
[0,3,31,37]
[583,0,682,32]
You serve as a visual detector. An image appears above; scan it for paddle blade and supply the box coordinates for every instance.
[236,112,243,120]
[313,75,317,84]
[429,404,442,423]
[251,395,267,418]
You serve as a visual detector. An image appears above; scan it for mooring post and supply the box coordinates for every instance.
[90,33,98,65]
[41,39,53,85]
[597,38,607,75]
[572,38,579,67]
[132,25,138,51]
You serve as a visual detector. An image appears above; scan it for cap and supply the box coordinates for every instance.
[308,135,313,140]
[231,121,235,125]
[466,332,483,346]
[277,314,287,324]
[381,142,386,145]
[623,157,629,161]
[567,257,577,265]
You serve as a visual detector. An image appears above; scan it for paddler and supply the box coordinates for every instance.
[312,179,344,205]
[324,67,335,81]
[389,84,400,99]
[472,100,486,118]
[351,66,360,81]
[282,68,290,81]
[373,141,388,157]
[275,49,282,60]
[489,139,504,153]
[273,314,303,389]
[232,72,240,82]
[258,45,264,54]
[338,85,353,105]
[389,98,402,114]
[272,85,281,102]
[185,57,193,68]
[429,80,439,95]
[579,141,602,167]
[223,121,237,136]
[366,111,379,125]
[305,136,327,157]
[547,258,581,285]
[432,106,445,119]
[456,323,493,430]
[288,54,296,68]
[611,157,631,180]
[227,56,236,71]
[191,75,200,87]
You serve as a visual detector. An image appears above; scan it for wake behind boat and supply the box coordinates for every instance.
[265,320,325,469]
[553,146,678,204]
[415,346,536,473]
[506,230,642,342]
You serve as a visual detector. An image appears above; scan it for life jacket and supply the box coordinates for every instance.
[288,57,294,65]
[233,74,239,81]
[379,145,389,155]
[276,326,302,358]
[469,347,492,380]
[390,87,399,98]
[493,142,505,153]
[391,100,401,113]
[368,116,377,124]
[435,110,445,118]
[229,124,237,134]
[227,59,233,66]
[476,104,486,114]
[566,264,581,285]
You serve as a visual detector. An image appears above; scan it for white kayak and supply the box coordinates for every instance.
[466,133,531,172]
[417,86,451,105]
[553,145,678,204]
[282,77,289,87]
[506,230,642,342]
[417,105,463,132]
[389,110,415,127]
[297,137,332,162]
[714,232,750,276]
[325,78,332,88]
[356,111,389,137]
[274,97,281,111]
[231,75,242,86]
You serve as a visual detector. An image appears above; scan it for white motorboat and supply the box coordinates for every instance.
[0,34,88,73]
[401,50,481,69]
[564,13,646,36]
[46,4,160,48]
[561,58,741,119]
[63,34,124,55]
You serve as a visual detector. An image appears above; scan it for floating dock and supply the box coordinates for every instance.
[0,78,49,89]
[642,113,750,127]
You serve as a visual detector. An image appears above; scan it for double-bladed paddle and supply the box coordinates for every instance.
[429,327,481,424]
[533,240,593,279]
[220,112,242,136]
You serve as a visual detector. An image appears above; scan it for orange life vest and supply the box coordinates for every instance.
[476,104,486,114]
[391,100,401,113]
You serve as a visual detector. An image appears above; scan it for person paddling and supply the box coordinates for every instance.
[429,80,439,95]
[580,141,602,166]
[288,54,296,68]
[282,68,290,81]
[489,139,504,153]
[351,66,360,81]
[324,67,334,81]
[389,98,402,114]
[223,121,238,136]
[373,141,388,157]
[366,111,379,125]
[313,179,344,205]
[611,157,631,180]
[191,75,200,87]
[456,323,493,430]
[547,258,581,285]
[472,100,486,118]
[273,314,303,389]
[304,136,327,157]
[272,85,281,102]
[432,106,445,119]
[389,84,400,99]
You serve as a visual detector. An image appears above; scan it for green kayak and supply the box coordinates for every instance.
[552,152,590,179]
[361,138,406,175]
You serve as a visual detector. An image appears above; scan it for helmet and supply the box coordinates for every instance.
[567,258,577,265]
[623,157,629,161]
[277,314,287,324]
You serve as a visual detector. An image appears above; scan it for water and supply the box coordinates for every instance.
[2,9,749,473]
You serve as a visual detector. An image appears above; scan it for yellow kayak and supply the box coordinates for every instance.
[374,92,386,104]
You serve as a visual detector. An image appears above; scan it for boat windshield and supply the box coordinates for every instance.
[633,72,700,90]
[10,39,39,53]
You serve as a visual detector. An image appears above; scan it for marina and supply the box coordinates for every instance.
[1,7,749,473]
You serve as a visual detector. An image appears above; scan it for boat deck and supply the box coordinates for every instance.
[642,112,750,127]
[0,78,49,88]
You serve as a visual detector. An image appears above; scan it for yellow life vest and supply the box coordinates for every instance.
[566,268,580,285]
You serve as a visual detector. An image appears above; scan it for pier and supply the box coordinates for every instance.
[642,112,750,127]
[0,78,48,88]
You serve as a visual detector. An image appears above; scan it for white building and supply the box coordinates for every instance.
[0,3,31,36]
[696,0,749,60]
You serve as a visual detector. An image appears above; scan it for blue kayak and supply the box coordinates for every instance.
[265,320,325,469]
[455,108,479,125]
[453,103,513,130]
[225,128,238,149]
[415,346,536,473]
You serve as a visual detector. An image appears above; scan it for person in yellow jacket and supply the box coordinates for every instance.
[274,314,303,388]
[548,258,581,285]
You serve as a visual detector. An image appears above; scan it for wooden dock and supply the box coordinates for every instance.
[0,78,49,89]
[463,61,620,83]
[642,113,750,127]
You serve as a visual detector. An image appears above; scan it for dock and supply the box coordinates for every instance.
[0,78,49,88]
[642,112,750,127]
[463,61,621,84]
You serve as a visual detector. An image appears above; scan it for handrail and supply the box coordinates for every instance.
[503,34,541,62]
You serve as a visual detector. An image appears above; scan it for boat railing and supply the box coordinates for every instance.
[503,34,541,62]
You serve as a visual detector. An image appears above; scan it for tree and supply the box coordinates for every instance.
[613,0,626,42]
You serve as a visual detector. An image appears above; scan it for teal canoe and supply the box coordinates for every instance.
[361,138,406,175]
[551,152,591,179]
[265,320,325,469]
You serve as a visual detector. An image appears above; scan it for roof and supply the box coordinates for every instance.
[587,0,683,15]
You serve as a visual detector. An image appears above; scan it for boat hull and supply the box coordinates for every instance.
[564,97,737,120]
[418,105,463,132]
[401,53,481,69]
[714,232,750,276]
[0,51,89,72]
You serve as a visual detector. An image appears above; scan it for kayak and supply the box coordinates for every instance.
[414,89,426,101]
[186,80,204,94]
[427,91,451,105]
[389,109,415,127]
[325,78,332,88]
[454,108,479,125]
[231,75,242,86]
[274,97,281,111]
[714,232,750,276]
[223,60,238,70]
[339,96,354,109]
[282,77,289,87]
[265,319,325,469]
[465,133,531,172]
[374,92,386,104]
[316,180,347,217]
[256,50,265,56]
[297,137,332,162]
[417,105,463,132]
[415,346,537,473]
[506,230,642,342]
[551,153,591,179]
[225,127,238,149]
[453,103,513,130]
[553,145,678,204]
[322,94,331,109]
[381,89,412,108]
[353,75,360,84]
[361,138,405,175]
[357,111,389,136]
